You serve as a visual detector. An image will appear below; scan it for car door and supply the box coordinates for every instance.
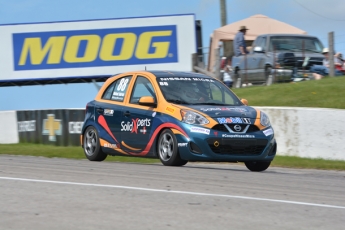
[94,75,133,152]
[250,36,267,83]
[120,75,158,155]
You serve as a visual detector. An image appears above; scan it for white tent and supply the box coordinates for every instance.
[207,14,307,71]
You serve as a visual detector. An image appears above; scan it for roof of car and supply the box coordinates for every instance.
[111,70,212,79]
[148,70,211,78]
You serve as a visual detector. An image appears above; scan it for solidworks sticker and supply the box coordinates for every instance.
[190,127,210,135]
[263,128,273,136]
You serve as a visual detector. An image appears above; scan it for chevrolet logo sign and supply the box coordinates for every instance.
[42,114,62,141]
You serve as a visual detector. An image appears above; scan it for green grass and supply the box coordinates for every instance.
[232,76,345,109]
[1,143,344,171]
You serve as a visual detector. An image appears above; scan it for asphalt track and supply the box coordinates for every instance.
[0,155,344,230]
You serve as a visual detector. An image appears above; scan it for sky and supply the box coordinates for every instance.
[1,0,345,111]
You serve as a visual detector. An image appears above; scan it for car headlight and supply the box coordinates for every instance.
[181,110,209,125]
[260,111,271,127]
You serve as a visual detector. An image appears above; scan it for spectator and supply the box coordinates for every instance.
[233,26,249,57]
[335,52,345,73]
[223,56,233,88]
[309,48,343,80]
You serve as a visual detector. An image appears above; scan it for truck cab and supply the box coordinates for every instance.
[231,34,324,87]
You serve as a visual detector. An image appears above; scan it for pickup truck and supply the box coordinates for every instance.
[231,34,325,87]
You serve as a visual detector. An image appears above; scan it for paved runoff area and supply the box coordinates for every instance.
[0,155,344,230]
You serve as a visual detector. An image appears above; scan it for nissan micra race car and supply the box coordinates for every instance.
[81,71,277,172]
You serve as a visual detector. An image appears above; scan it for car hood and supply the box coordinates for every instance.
[183,105,258,119]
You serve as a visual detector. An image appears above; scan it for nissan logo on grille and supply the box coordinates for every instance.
[234,125,242,132]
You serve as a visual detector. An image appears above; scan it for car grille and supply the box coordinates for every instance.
[212,124,259,133]
[207,138,268,155]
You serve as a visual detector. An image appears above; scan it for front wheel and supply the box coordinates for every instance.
[244,161,271,172]
[83,126,107,161]
[157,129,188,166]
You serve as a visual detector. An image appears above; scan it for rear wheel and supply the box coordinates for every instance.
[157,129,188,166]
[83,126,107,161]
[244,161,271,172]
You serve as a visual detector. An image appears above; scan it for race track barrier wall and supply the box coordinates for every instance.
[257,106,345,161]
[0,107,344,161]
[0,111,18,144]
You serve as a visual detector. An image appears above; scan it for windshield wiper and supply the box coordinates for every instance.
[303,48,321,53]
[166,99,190,104]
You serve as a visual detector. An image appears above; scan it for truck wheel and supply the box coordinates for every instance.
[234,71,242,88]
[265,67,274,86]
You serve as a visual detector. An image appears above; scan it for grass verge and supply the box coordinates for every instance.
[232,76,345,109]
[1,143,344,171]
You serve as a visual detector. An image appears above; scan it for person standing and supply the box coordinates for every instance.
[234,26,249,56]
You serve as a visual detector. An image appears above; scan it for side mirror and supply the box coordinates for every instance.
[139,96,156,107]
[241,98,248,106]
[253,46,264,53]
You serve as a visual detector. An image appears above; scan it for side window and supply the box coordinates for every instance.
[252,37,262,48]
[102,82,116,100]
[259,37,267,51]
[130,76,156,105]
[111,76,132,102]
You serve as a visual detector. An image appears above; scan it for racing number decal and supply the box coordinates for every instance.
[117,78,129,91]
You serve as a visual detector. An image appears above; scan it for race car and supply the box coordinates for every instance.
[81,71,277,172]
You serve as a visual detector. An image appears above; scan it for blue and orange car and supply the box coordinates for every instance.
[81,71,277,171]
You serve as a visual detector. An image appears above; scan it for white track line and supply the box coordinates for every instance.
[1,176,344,209]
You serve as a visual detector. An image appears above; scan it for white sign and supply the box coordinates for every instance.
[0,14,196,83]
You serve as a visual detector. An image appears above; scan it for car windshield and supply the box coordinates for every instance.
[269,36,324,53]
[156,76,243,106]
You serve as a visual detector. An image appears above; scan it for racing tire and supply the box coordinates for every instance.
[157,129,188,166]
[83,126,107,161]
[234,71,242,88]
[244,161,271,172]
[265,66,274,86]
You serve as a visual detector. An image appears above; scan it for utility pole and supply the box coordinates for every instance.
[328,32,335,77]
[220,0,227,26]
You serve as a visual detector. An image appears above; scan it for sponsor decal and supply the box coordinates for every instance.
[200,107,248,112]
[159,77,214,82]
[263,128,273,136]
[159,82,169,86]
[217,117,251,124]
[42,114,62,141]
[18,120,36,132]
[165,106,175,114]
[190,126,210,135]
[140,126,147,134]
[178,143,188,147]
[104,109,114,116]
[214,131,218,136]
[13,25,178,71]
[152,112,156,117]
[222,134,255,138]
[69,121,84,134]
[121,118,151,134]
[104,143,117,148]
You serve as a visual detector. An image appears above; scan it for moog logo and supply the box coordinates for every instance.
[13,25,178,70]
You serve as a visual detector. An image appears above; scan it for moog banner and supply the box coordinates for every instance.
[17,109,85,146]
[0,14,196,83]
